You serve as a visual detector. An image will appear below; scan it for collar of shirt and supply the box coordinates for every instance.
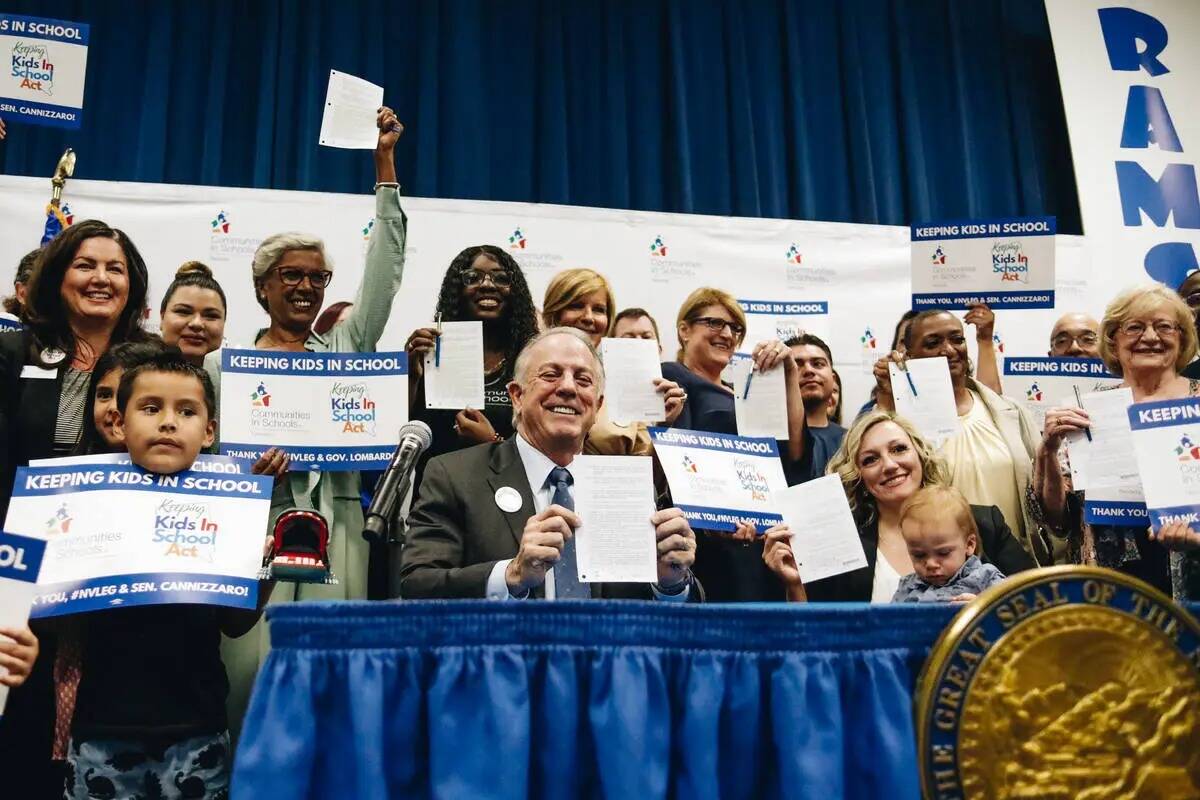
[514,433,579,514]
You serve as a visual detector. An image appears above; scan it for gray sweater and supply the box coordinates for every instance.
[891,555,1006,603]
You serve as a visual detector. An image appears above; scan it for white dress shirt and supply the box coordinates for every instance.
[485,433,689,601]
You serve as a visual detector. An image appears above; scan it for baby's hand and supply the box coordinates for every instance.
[949,593,977,603]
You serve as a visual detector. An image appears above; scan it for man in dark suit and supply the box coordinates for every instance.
[400,327,699,600]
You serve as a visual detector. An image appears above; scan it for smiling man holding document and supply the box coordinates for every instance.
[400,327,702,601]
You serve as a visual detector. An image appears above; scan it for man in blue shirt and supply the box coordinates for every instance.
[784,334,845,485]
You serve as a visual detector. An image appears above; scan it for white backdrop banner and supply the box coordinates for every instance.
[0,175,1098,414]
[1046,0,1200,292]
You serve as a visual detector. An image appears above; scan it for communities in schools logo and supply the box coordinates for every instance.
[44,503,72,535]
[362,218,374,241]
[786,243,802,265]
[153,498,218,561]
[211,210,230,234]
[330,381,376,434]
[734,459,769,501]
[860,327,877,351]
[1175,434,1200,462]
[992,241,1030,283]
[10,41,54,95]
[650,235,668,257]
[682,454,698,473]
[931,246,946,265]
[508,227,527,249]
[250,382,271,407]
[61,203,73,225]
[1026,383,1043,402]
[208,209,260,261]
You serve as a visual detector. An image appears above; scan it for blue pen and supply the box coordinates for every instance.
[742,364,755,400]
[901,363,918,397]
[433,312,443,368]
[1073,386,1092,442]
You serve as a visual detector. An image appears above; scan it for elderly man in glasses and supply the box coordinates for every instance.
[1048,312,1101,359]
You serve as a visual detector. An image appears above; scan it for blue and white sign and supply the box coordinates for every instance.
[649,427,787,532]
[738,299,831,349]
[3,464,272,617]
[1128,397,1200,532]
[0,529,44,714]
[911,216,1056,310]
[219,348,408,471]
[0,313,21,332]
[0,14,89,129]
[1002,356,1122,432]
[31,452,254,473]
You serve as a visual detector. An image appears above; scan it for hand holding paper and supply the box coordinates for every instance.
[319,70,385,150]
[889,357,959,449]
[423,321,485,410]
[774,474,868,583]
[730,356,789,439]
[571,456,658,583]
[599,338,664,424]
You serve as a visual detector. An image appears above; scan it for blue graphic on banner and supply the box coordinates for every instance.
[0,530,44,583]
[221,349,407,377]
[912,290,1055,311]
[675,504,784,533]
[1084,499,1149,526]
[221,442,397,471]
[737,300,828,315]
[12,465,272,499]
[30,571,257,618]
[648,427,780,457]
[1127,396,1200,431]
[0,14,89,45]
[1145,503,1200,533]
[1002,356,1115,379]
[0,316,21,332]
[910,216,1056,241]
[0,95,80,129]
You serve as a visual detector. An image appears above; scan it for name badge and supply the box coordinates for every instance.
[21,365,57,380]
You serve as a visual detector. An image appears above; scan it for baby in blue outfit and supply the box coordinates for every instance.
[891,485,1006,603]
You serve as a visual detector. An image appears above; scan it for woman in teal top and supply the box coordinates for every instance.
[206,107,408,736]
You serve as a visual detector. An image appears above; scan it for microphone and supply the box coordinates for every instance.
[362,420,433,543]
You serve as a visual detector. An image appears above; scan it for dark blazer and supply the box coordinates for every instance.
[0,329,69,521]
[805,504,1037,602]
[399,437,701,601]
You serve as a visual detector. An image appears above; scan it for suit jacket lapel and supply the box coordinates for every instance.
[488,438,536,550]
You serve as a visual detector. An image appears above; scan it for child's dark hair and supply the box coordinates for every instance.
[117,349,217,421]
[76,338,168,454]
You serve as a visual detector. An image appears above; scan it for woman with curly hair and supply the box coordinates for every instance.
[405,245,539,491]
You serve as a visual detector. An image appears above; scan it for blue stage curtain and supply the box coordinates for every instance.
[0,0,1079,231]
[233,600,960,799]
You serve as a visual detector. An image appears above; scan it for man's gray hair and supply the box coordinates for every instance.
[510,327,606,428]
[251,232,333,279]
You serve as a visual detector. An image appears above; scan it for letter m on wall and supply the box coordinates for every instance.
[1116,162,1200,229]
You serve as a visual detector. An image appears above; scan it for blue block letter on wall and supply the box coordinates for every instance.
[1115,162,1200,228]
[1121,86,1183,151]
[1100,8,1170,76]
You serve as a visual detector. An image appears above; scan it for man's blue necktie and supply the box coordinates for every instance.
[547,466,589,599]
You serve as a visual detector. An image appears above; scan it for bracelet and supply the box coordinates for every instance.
[373,181,399,191]
[493,433,504,443]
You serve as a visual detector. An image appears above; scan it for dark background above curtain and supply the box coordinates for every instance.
[0,0,1081,232]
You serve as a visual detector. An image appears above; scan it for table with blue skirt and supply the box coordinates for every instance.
[234,600,987,799]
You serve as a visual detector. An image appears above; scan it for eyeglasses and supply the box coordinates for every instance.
[1051,332,1099,351]
[690,316,746,338]
[1185,292,1200,309]
[1118,320,1181,339]
[460,269,513,288]
[273,267,333,289]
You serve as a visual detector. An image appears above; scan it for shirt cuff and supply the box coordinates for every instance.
[651,580,691,603]
[486,559,528,600]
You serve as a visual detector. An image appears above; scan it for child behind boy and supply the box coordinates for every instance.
[64,353,269,800]
[892,485,1006,603]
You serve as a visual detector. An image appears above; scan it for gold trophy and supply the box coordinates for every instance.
[50,148,76,206]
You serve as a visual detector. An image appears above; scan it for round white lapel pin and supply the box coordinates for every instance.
[40,347,66,366]
[494,486,523,513]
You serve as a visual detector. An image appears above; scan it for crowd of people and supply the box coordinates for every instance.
[1,108,1199,796]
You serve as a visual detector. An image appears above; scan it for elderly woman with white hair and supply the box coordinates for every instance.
[207,107,408,733]
[1035,283,1200,601]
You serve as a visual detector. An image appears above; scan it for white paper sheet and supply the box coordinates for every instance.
[1064,387,1140,495]
[423,321,486,410]
[570,456,658,583]
[889,357,959,449]
[730,356,789,440]
[775,474,868,583]
[318,70,385,149]
[599,338,664,424]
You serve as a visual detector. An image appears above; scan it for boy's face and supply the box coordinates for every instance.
[901,516,975,587]
[114,371,214,474]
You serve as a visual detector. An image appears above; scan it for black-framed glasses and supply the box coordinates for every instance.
[1051,331,1099,351]
[690,316,746,338]
[1118,320,1181,339]
[274,267,333,289]
[1184,292,1200,309]
[460,268,513,288]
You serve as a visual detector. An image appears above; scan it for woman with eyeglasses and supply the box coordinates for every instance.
[404,245,539,491]
[1035,285,1200,600]
[207,106,408,737]
[662,287,807,601]
[872,309,1045,566]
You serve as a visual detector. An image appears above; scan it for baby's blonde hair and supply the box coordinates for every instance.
[898,485,980,551]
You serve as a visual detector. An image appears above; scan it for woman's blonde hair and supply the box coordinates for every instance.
[541,268,616,335]
[899,485,979,545]
[674,287,747,361]
[1099,283,1198,377]
[826,410,951,524]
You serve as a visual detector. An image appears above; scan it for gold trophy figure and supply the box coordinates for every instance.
[50,148,76,206]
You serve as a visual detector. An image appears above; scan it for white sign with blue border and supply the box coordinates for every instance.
[0,529,44,714]
[1002,356,1121,432]
[649,427,787,532]
[1128,397,1200,532]
[0,14,88,129]
[737,299,831,348]
[218,348,408,471]
[911,216,1056,310]
[3,464,272,617]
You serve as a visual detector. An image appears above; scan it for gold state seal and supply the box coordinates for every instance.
[915,566,1200,800]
